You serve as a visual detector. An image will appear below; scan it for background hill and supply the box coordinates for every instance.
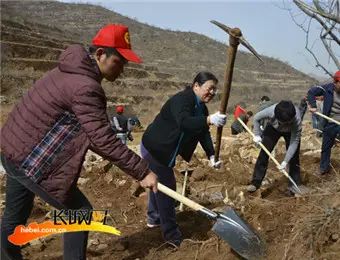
[1,0,317,123]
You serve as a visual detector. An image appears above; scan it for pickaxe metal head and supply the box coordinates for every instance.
[211,20,264,63]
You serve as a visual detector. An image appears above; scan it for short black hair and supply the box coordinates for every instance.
[247,111,253,117]
[261,96,270,102]
[192,71,218,86]
[89,45,127,62]
[274,100,296,122]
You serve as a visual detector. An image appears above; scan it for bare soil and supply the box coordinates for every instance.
[1,124,339,260]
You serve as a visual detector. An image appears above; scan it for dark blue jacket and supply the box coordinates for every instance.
[142,88,214,167]
[307,82,335,116]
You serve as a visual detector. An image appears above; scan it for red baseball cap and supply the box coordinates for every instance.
[334,70,340,81]
[92,24,142,63]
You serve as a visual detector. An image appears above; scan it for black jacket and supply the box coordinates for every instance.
[142,88,215,167]
[112,114,128,133]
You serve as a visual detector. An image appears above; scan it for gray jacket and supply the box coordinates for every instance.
[253,104,302,163]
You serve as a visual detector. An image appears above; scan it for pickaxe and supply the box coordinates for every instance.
[211,20,264,161]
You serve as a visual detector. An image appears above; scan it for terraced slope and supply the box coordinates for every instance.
[1,1,317,120]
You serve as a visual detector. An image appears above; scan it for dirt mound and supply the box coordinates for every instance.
[0,122,338,259]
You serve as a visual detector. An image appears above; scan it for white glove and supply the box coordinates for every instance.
[209,112,227,127]
[253,135,262,144]
[277,161,288,172]
[209,155,222,169]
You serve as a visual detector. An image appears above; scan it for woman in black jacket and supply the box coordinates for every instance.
[141,71,227,246]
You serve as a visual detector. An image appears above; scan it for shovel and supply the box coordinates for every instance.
[237,118,302,194]
[179,170,189,211]
[157,183,265,259]
[315,111,340,125]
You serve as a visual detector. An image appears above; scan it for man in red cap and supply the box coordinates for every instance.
[111,105,133,144]
[1,24,157,260]
[307,71,340,175]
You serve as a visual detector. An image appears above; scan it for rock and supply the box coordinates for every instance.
[88,155,97,162]
[189,170,206,182]
[111,239,129,251]
[96,160,113,173]
[88,238,100,248]
[303,150,321,156]
[207,191,224,203]
[115,179,127,187]
[77,177,90,186]
[29,239,46,250]
[331,234,339,242]
[0,95,8,104]
[191,183,226,203]
[135,192,148,211]
[97,243,109,251]
[104,172,113,184]
[129,181,145,197]
[0,162,6,175]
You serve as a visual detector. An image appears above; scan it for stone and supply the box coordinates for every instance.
[130,181,145,197]
[0,95,8,104]
[135,192,148,211]
[189,170,206,182]
[103,172,113,184]
[97,160,113,173]
[97,243,109,251]
[111,239,129,251]
[77,177,90,186]
[331,234,339,242]
[88,155,97,162]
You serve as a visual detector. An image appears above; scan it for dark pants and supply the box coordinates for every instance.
[231,127,239,135]
[320,123,340,172]
[251,125,302,188]
[140,143,182,245]
[0,154,92,260]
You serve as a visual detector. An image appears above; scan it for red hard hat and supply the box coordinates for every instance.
[116,105,124,113]
[334,70,340,81]
[92,24,142,63]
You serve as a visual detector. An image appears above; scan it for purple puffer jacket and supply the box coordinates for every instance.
[0,44,149,204]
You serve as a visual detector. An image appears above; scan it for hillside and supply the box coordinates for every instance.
[1,0,317,119]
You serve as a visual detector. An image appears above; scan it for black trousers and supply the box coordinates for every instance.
[0,154,92,260]
[251,125,302,188]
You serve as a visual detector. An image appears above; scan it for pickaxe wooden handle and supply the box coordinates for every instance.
[210,20,263,161]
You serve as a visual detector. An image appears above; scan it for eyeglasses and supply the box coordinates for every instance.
[203,85,218,94]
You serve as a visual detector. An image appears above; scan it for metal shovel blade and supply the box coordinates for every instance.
[212,208,265,260]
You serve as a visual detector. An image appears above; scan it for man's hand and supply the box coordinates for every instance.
[308,106,317,113]
[140,171,158,193]
[253,135,262,144]
[209,155,222,169]
[277,161,288,172]
[208,112,227,127]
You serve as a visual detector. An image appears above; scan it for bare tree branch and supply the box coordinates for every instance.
[294,0,340,45]
[313,0,340,23]
[320,29,340,68]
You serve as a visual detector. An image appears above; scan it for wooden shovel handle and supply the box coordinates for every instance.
[315,112,340,125]
[237,118,288,176]
[179,170,189,211]
[157,183,203,212]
